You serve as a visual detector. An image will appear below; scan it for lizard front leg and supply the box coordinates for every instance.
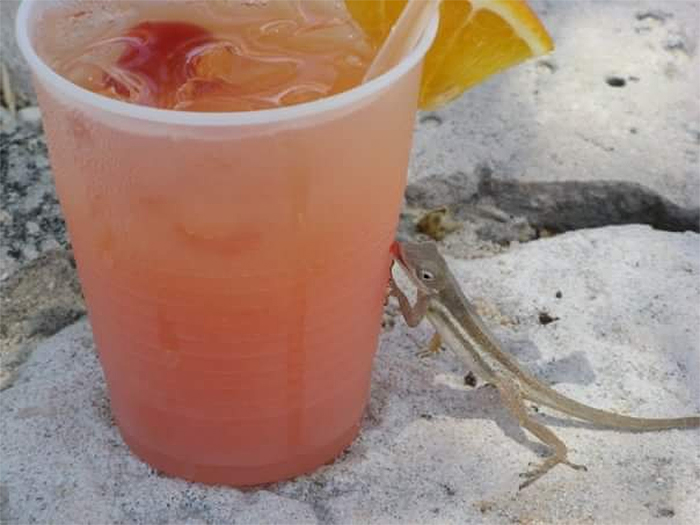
[495,380,587,490]
[388,279,442,357]
[388,278,443,356]
[388,277,432,328]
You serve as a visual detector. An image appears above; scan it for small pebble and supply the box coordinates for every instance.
[664,31,687,52]
[26,222,40,235]
[35,155,51,169]
[0,106,17,134]
[18,106,42,128]
[0,210,12,226]
[40,238,61,252]
[21,245,39,261]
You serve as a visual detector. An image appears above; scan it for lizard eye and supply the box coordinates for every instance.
[419,270,434,281]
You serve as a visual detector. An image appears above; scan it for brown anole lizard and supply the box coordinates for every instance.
[388,241,700,489]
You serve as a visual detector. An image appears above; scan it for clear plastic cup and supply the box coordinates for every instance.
[17,0,438,485]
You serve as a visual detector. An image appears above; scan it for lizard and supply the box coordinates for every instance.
[388,240,700,489]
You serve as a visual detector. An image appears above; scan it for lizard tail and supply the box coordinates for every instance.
[524,385,700,431]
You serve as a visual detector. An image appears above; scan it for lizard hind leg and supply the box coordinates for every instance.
[416,332,443,358]
[495,381,587,490]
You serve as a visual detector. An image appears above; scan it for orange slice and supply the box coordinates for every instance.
[346,0,554,109]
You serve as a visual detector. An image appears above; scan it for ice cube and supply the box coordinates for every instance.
[266,82,330,107]
[183,40,300,96]
[102,66,154,105]
[186,41,241,81]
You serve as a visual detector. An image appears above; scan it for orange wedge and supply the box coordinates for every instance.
[346,0,554,109]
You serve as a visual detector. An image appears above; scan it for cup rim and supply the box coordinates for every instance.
[16,0,439,126]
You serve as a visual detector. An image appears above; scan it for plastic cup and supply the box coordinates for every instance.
[16,0,438,485]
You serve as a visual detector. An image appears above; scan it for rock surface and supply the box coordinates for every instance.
[409,0,700,208]
[1,0,698,205]
[0,250,85,391]
[0,1,32,108]
[1,0,698,302]
[1,0,700,523]
[2,226,699,524]
[0,109,67,279]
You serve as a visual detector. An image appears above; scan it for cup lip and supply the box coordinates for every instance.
[16,0,439,127]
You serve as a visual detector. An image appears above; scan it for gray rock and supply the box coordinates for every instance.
[24,221,39,236]
[1,0,698,275]
[410,0,700,208]
[0,106,16,135]
[1,226,698,524]
[472,172,700,233]
[401,164,700,250]
[0,250,85,391]
[17,106,41,128]
[2,0,698,209]
[0,0,698,519]
[635,10,673,23]
[0,117,67,279]
[0,0,34,107]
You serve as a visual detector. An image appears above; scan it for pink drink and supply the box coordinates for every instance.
[37,0,375,111]
[17,0,438,485]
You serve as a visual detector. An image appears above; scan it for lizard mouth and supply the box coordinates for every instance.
[390,243,423,290]
[389,240,400,257]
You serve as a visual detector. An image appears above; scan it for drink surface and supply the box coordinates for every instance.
[37,0,375,111]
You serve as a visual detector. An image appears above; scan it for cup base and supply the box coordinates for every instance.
[117,419,362,486]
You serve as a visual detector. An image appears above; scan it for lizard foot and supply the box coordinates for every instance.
[416,332,443,358]
[518,455,587,490]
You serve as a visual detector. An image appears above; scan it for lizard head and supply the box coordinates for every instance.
[393,241,449,294]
